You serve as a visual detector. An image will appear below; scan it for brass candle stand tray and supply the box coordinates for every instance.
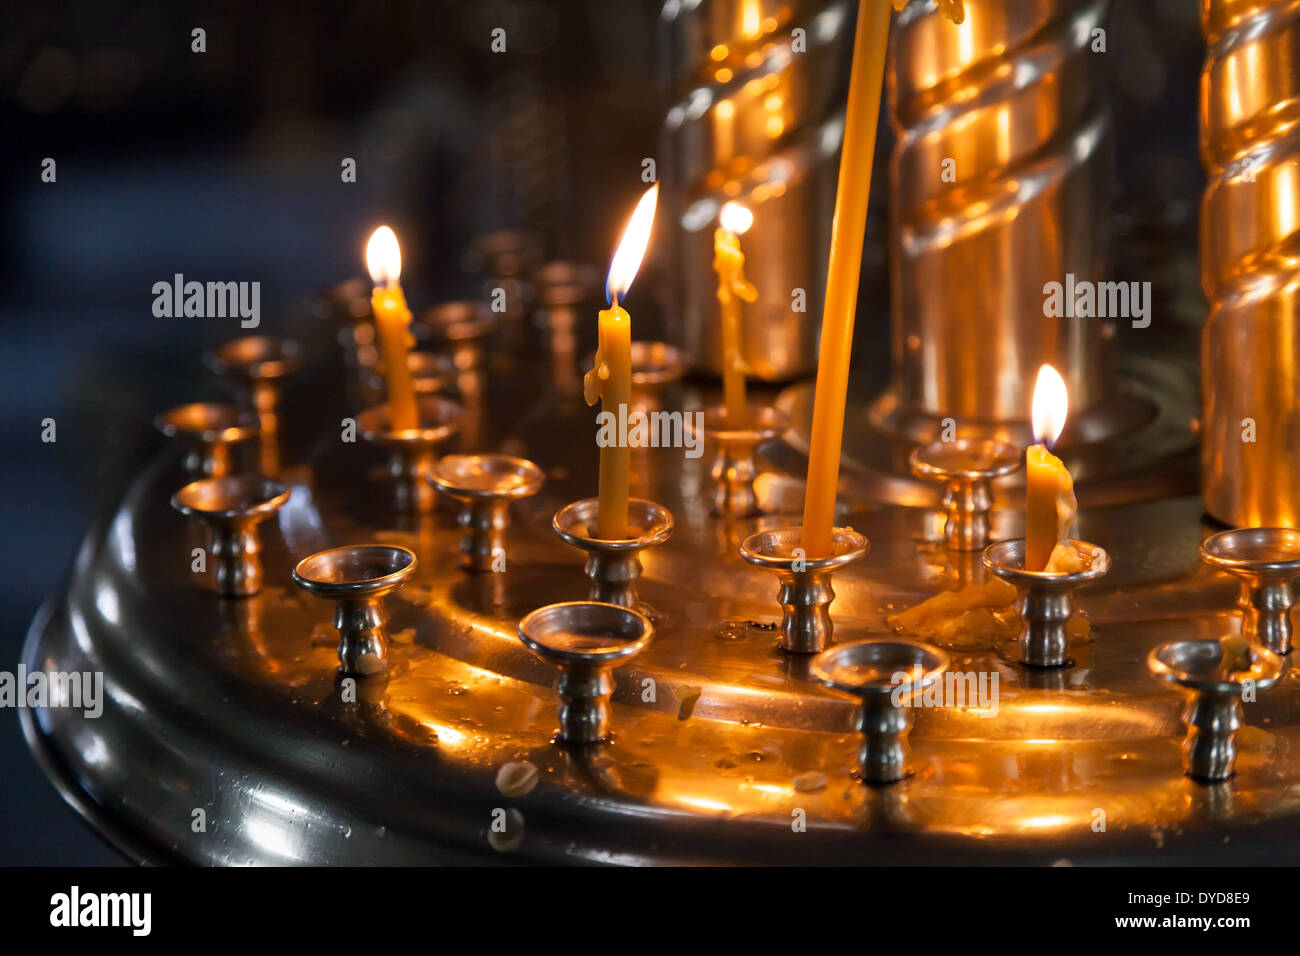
[21,366,1300,865]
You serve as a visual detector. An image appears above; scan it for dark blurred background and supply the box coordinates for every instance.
[0,0,1203,863]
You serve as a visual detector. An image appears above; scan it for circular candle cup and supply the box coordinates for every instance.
[811,638,950,784]
[518,600,654,743]
[689,404,790,517]
[1148,637,1284,781]
[291,545,418,677]
[738,525,869,654]
[533,261,600,308]
[155,402,260,479]
[1200,527,1300,655]
[909,437,1022,551]
[415,301,497,369]
[429,454,545,571]
[357,395,464,513]
[170,475,290,597]
[360,350,458,397]
[981,537,1110,668]
[552,498,674,608]
[204,336,303,474]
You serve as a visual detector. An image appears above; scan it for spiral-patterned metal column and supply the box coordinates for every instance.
[884,0,1113,432]
[1200,0,1300,527]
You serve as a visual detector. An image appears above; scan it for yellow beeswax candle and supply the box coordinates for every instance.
[799,0,891,558]
[714,201,757,426]
[584,184,659,540]
[365,226,418,432]
[1026,364,1078,571]
[802,0,966,558]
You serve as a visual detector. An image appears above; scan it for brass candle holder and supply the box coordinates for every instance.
[429,454,545,571]
[292,544,418,677]
[518,601,654,744]
[204,335,302,474]
[1148,638,1285,781]
[360,351,458,403]
[629,341,686,412]
[170,475,290,597]
[811,638,950,784]
[155,402,260,479]
[357,395,463,513]
[1200,527,1300,655]
[982,538,1110,668]
[691,404,790,517]
[909,438,1022,551]
[739,526,869,654]
[552,498,673,607]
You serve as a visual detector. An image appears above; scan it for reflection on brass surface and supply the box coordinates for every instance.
[886,0,1112,425]
[662,0,852,379]
[1200,0,1300,527]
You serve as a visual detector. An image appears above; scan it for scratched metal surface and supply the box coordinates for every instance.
[19,349,1300,866]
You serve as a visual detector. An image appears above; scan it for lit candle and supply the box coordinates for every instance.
[1025,364,1077,571]
[366,226,419,432]
[714,201,757,426]
[584,185,659,540]
[801,0,965,558]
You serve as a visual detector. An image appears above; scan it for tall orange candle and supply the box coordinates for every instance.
[584,185,659,540]
[365,226,419,432]
[799,0,892,558]
[713,201,757,426]
[1025,364,1077,571]
[801,0,964,558]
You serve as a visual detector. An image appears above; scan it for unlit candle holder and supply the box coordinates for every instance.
[156,402,260,479]
[1148,637,1284,781]
[811,638,950,784]
[552,498,673,607]
[360,351,458,406]
[204,335,302,474]
[629,341,686,412]
[170,475,290,596]
[691,404,790,517]
[982,537,1110,668]
[429,454,545,571]
[910,437,1022,550]
[358,395,463,512]
[1200,527,1300,655]
[518,600,654,743]
[291,544,418,677]
[738,526,869,654]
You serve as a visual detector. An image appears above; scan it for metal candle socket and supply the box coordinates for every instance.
[518,601,653,744]
[156,402,260,479]
[360,351,458,399]
[170,475,290,596]
[357,395,463,512]
[552,499,673,607]
[910,438,1022,550]
[738,526,870,654]
[1200,527,1300,655]
[204,336,302,474]
[429,454,544,571]
[812,638,950,784]
[1148,638,1285,781]
[982,538,1110,668]
[693,404,789,517]
[291,545,418,677]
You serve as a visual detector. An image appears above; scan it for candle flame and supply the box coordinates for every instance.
[719,201,753,235]
[366,225,402,287]
[1031,363,1068,447]
[606,184,659,304]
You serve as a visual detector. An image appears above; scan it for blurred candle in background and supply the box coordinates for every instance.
[714,201,757,426]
